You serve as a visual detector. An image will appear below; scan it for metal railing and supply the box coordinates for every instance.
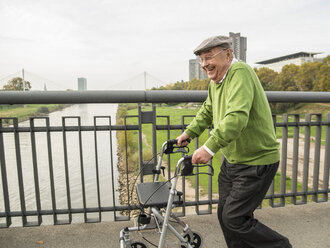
[0,90,329,228]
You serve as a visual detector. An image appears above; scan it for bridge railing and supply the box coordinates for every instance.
[0,90,329,228]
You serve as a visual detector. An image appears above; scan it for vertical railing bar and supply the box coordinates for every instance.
[124,116,130,218]
[195,136,199,215]
[0,119,12,227]
[208,128,213,214]
[120,114,138,221]
[29,118,42,225]
[138,105,144,183]
[312,114,322,202]
[13,118,27,226]
[93,117,102,222]
[151,104,157,169]
[269,114,277,207]
[290,115,299,205]
[166,116,171,181]
[180,115,197,215]
[77,117,87,223]
[279,114,288,207]
[302,114,311,204]
[157,115,171,180]
[322,114,330,202]
[61,117,71,224]
[108,116,118,220]
[181,116,186,216]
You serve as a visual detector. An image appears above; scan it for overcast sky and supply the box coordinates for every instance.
[0,0,329,90]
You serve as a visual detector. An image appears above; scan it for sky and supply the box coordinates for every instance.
[0,0,329,90]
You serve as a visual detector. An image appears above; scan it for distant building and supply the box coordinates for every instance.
[78,77,87,90]
[189,59,207,81]
[189,32,247,81]
[256,52,322,72]
[229,32,247,62]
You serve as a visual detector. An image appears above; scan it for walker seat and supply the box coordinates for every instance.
[136,182,183,207]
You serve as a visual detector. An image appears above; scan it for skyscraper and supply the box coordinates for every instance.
[78,77,87,91]
[189,59,207,81]
[229,32,247,62]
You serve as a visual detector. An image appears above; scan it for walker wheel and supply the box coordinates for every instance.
[181,232,202,248]
[131,242,147,248]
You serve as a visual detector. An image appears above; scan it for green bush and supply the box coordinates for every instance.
[36,106,49,114]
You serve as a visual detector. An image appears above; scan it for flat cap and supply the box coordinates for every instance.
[193,35,232,55]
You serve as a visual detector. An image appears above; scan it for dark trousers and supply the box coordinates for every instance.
[217,159,292,248]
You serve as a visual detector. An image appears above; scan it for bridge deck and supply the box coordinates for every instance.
[0,202,329,248]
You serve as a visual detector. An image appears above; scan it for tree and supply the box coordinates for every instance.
[314,56,330,91]
[2,77,32,91]
[254,67,279,91]
[296,61,321,91]
[275,64,299,91]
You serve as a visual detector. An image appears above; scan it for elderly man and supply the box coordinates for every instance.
[177,36,292,248]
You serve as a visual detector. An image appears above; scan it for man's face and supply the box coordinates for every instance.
[199,47,231,83]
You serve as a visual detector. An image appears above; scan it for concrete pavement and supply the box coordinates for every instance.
[0,202,329,248]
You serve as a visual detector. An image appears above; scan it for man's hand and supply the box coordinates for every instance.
[192,146,212,164]
[176,132,191,147]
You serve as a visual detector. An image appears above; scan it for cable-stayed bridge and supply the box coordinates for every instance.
[0,70,166,91]
[107,71,166,90]
[0,70,67,91]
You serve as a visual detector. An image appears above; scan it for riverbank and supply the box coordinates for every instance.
[0,104,72,125]
[115,104,141,215]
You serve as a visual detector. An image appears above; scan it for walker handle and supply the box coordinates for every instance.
[167,138,191,145]
[181,155,214,177]
[164,139,190,154]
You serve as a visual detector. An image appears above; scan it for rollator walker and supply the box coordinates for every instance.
[119,139,214,248]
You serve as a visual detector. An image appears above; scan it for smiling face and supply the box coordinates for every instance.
[199,46,233,83]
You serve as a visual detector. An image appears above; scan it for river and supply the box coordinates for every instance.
[0,104,120,226]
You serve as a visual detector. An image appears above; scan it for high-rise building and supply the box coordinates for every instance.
[189,59,207,81]
[78,77,87,91]
[229,32,247,62]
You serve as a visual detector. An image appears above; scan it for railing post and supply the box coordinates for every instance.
[302,114,311,204]
[278,114,288,207]
[0,119,12,228]
[312,114,322,202]
[268,115,277,207]
[61,117,72,225]
[322,114,330,202]
[290,114,300,205]
[138,104,157,181]
[13,118,27,226]
[29,117,43,226]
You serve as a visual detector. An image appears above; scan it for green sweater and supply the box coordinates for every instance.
[185,61,280,165]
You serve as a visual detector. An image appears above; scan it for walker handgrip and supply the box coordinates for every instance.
[181,155,214,176]
[181,155,194,176]
[166,138,191,146]
[164,139,191,154]
[167,139,178,145]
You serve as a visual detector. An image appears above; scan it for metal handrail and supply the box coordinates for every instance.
[0,90,329,104]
